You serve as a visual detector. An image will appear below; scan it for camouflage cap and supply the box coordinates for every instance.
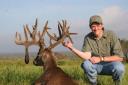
[89,15,103,26]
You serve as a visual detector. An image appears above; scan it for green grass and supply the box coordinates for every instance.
[0,57,128,85]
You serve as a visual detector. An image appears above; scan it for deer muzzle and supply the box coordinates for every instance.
[33,55,44,66]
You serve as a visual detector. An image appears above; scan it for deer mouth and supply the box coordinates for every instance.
[33,57,44,66]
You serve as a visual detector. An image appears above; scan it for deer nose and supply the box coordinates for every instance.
[33,56,44,66]
[33,60,37,65]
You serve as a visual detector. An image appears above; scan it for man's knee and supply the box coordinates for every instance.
[81,60,93,72]
[113,62,125,74]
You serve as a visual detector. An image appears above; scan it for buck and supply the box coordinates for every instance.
[15,19,78,85]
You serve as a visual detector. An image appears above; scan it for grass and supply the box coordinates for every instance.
[0,56,128,85]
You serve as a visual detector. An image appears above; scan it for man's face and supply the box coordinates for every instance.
[90,23,103,37]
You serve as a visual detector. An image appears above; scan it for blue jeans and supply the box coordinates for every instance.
[81,60,125,85]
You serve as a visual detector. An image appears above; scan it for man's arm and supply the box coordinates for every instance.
[103,56,123,62]
[89,55,123,64]
[63,41,91,60]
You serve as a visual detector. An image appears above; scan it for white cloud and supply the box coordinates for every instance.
[100,6,123,24]
[99,6,128,39]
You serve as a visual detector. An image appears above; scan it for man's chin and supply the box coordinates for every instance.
[93,32,98,37]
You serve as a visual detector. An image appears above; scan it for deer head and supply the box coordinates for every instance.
[33,20,77,67]
[15,19,77,65]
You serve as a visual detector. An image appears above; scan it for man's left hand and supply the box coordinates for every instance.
[89,56,101,64]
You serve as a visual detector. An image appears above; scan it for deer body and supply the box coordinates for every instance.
[35,68,78,85]
[34,49,78,85]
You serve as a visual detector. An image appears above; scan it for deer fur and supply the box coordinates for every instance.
[33,49,78,85]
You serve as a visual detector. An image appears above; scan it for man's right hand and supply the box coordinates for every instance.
[63,40,73,49]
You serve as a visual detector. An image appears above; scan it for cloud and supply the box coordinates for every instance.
[99,6,128,39]
[100,6,123,24]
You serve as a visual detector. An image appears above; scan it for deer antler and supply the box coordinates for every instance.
[15,19,77,64]
[47,20,77,49]
[15,19,39,46]
[15,19,49,64]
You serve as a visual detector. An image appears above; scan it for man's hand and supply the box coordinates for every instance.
[63,40,73,49]
[89,56,101,64]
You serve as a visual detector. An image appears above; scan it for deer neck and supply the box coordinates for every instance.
[44,57,57,71]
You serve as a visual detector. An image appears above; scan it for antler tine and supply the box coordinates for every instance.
[58,21,63,33]
[62,20,68,33]
[61,20,72,42]
[47,20,69,49]
[58,22,62,39]
[53,33,58,39]
[63,20,67,28]
[25,24,32,38]
[37,31,45,47]
[24,26,28,42]
[31,19,38,40]
[40,21,48,38]
[35,21,49,48]
[60,20,71,41]
[66,25,78,43]
[33,18,38,30]
[67,33,77,44]
[15,26,32,46]
[49,37,52,45]
[24,25,37,46]
[47,21,63,41]
[15,32,24,45]
[59,20,68,38]
[47,31,58,41]
[62,20,77,43]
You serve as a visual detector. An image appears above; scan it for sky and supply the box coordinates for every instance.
[0,0,128,54]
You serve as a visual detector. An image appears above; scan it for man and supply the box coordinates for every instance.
[63,15,125,85]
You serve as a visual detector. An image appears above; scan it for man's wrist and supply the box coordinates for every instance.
[100,56,104,61]
[69,47,73,50]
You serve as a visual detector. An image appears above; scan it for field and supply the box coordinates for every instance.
[0,54,128,85]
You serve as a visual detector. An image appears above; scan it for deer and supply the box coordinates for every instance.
[15,19,78,85]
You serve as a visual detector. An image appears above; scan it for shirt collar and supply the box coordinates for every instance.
[102,30,107,38]
[91,30,107,40]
